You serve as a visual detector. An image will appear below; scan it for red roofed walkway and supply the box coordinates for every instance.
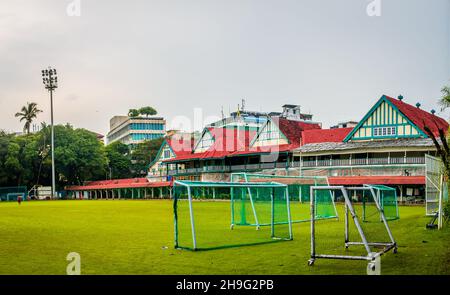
[65,178,172,200]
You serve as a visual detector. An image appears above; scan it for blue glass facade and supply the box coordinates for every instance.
[131,133,164,141]
[130,123,164,131]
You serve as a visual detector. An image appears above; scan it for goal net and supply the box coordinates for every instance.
[173,180,293,251]
[230,173,338,225]
[363,185,399,221]
[426,154,448,216]
[0,186,27,202]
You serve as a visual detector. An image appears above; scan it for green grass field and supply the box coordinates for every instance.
[0,200,449,275]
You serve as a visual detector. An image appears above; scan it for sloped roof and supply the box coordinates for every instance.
[298,137,437,154]
[385,95,449,137]
[166,136,194,157]
[167,127,257,161]
[164,118,320,162]
[255,117,321,152]
[301,127,353,145]
[65,178,170,190]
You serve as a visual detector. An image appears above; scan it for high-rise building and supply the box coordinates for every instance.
[106,115,166,146]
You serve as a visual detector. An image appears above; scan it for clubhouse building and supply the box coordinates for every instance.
[67,95,448,203]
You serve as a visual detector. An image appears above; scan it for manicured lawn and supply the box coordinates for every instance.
[0,200,449,274]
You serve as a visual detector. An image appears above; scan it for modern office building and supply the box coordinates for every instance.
[106,115,166,146]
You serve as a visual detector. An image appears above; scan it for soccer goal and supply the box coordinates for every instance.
[230,173,338,227]
[425,155,448,230]
[363,185,399,221]
[0,186,27,202]
[6,193,25,202]
[308,186,397,272]
[173,180,293,251]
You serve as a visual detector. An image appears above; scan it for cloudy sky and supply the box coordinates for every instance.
[0,0,449,135]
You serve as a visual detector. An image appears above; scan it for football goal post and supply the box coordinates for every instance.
[0,186,27,202]
[308,186,397,272]
[173,180,293,251]
[425,155,448,230]
[230,173,338,228]
[6,193,26,202]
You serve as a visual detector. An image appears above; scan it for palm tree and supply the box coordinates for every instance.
[439,86,450,111]
[15,102,42,134]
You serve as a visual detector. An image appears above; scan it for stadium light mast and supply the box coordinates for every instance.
[42,67,58,199]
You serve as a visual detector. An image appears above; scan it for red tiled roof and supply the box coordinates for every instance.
[276,117,321,149]
[328,176,425,185]
[164,119,321,162]
[166,136,194,157]
[65,178,170,191]
[301,127,353,144]
[386,95,449,137]
[167,127,257,161]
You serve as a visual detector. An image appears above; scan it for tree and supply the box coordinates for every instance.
[128,109,140,117]
[138,106,157,117]
[15,102,42,134]
[439,86,450,110]
[50,125,108,187]
[423,85,450,182]
[131,137,164,177]
[105,141,132,179]
[0,124,108,190]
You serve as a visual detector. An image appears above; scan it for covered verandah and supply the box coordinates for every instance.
[65,178,172,200]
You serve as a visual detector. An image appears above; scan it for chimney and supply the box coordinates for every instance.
[416,103,421,109]
[398,95,404,101]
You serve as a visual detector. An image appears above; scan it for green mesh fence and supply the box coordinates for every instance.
[173,180,292,251]
[231,173,338,224]
[363,185,399,221]
[0,186,27,201]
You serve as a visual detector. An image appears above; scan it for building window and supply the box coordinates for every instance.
[373,126,396,137]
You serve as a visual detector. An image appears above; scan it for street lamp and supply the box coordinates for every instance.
[42,67,58,199]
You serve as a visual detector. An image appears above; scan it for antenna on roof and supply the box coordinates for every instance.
[221,106,224,120]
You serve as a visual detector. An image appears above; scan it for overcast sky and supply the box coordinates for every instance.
[0,0,449,135]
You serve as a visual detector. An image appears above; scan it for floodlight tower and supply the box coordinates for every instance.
[42,67,58,199]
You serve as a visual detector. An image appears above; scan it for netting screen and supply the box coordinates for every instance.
[374,185,398,221]
[173,181,292,251]
[426,155,446,215]
[351,189,393,247]
[231,173,338,223]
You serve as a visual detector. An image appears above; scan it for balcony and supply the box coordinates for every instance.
[165,156,426,176]
[167,162,289,176]
[299,157,425,168]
